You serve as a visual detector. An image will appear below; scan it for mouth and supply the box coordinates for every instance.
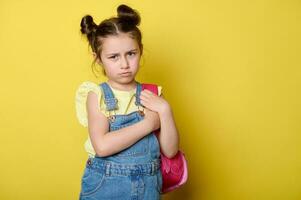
[119,72,132,77]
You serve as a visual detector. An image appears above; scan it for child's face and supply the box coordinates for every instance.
[99,33,141,88]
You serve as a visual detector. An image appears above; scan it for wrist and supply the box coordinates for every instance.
[141,118,154,132]
[158,105,172,118]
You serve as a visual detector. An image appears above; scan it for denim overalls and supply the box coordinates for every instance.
[79,82,162,200]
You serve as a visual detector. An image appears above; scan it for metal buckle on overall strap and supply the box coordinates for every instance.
[137,105,145,117]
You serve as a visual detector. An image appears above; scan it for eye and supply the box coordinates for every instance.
[109,55,118,59]
[128,52,136,56]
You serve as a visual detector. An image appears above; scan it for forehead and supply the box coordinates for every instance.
[101,33,139,53]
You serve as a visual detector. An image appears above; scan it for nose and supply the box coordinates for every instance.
[120,56,130,69]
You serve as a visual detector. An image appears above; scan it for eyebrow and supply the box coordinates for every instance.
[106,49,138,56]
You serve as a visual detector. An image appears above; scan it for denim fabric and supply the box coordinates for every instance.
[79,82,162,200]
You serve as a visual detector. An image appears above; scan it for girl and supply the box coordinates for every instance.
[75,4,179,199]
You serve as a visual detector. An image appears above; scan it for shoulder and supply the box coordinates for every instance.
[75,81,102,107]
[75,81,101,97]
[75,81,102,127]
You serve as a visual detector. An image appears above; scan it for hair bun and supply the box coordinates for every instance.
[117,4,140,26]
[80,15,97,35]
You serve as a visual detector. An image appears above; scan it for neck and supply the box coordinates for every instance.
[107,80,137,91]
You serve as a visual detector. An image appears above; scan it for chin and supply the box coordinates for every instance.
[118,78,135,84]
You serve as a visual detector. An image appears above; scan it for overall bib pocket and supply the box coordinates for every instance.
[109,112,150,158]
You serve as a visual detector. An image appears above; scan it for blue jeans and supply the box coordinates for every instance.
[79,157,162,199]
[79,82,162,200]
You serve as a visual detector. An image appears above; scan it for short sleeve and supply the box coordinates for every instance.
[158,86,163,96]
[75,81,102,127]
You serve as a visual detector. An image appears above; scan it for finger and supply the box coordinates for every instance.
[140,94,150,101]
[140,99,150,108]
[141,91,158,99]
[140,93,152,100]
[140,97,151,103]
[143,89,154,94]
[141,90,154,96]
[144,89,158,96]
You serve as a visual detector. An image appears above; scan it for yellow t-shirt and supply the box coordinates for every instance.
[75,81,162,157]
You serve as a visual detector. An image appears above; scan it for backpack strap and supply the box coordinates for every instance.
[141,83,160,137]
[141,83,159,96]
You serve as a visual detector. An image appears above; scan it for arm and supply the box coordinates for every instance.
[157,101,179,158]
[86,91,160,157]
[140,91,179,158]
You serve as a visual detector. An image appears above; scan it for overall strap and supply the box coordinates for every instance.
[135,82,143,107]
[99,82,118,111]
[136,83,159,106]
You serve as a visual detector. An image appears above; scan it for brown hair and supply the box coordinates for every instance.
[80,4,143,76]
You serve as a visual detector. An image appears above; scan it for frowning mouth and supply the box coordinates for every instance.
[119,72,132,76]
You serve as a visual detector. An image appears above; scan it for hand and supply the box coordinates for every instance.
[143,108,160,131]
[140,90,171,115]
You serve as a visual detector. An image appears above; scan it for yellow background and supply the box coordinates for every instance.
[0,0,300,199]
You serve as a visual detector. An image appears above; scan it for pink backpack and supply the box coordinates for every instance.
[142,83,188,194]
